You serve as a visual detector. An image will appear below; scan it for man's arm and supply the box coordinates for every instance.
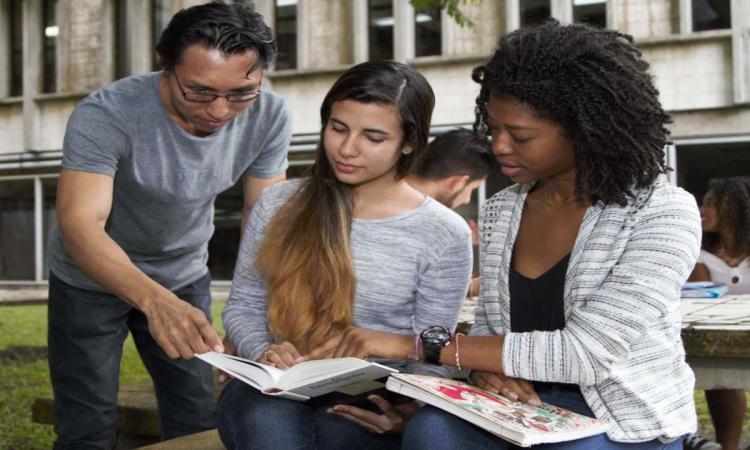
[56,168,223,359]
[688,263,710,282]
[241,173,285,235]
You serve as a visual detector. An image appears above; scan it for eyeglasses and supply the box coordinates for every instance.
[172,72,261,103]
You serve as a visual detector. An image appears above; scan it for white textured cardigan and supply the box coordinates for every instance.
[472,180,701,442]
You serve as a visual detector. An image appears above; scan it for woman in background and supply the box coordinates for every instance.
[685,176,750,450]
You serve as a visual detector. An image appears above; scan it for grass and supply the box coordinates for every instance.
[0,302,748,449]
[0,301,225,450]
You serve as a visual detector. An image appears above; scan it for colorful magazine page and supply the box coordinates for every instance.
[386,373,608,447]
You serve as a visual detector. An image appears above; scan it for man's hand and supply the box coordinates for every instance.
[257,341,308,370]
[328,396,419,434]
[143,294,223,360]
[470,371,540,405]
[307,327,412,361]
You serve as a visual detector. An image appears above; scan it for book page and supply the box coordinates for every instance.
[195,352,282,389]
[281,359,396,397]
[280,357,374,388]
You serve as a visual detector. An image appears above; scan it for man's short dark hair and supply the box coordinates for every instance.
[414,128,494,181]
[156,1,276,73]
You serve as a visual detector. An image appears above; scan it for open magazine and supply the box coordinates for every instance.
[386,373,608,447]
[196,351,396,401]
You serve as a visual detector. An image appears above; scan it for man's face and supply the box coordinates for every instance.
[435,176,486,210]
[160,44,263,137]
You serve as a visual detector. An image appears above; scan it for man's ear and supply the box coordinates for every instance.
[445,174,470,192]
[155,51,165,70]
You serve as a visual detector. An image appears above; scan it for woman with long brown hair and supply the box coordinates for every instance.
[217,60,473,449]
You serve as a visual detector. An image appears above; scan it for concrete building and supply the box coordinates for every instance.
[1,0,748,282]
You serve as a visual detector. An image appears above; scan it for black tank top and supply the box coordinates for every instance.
[509,251,570,333]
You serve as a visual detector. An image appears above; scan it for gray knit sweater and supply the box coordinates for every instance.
[223,179,473,374]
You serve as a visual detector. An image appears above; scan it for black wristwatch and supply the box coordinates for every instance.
[420,325,452,365]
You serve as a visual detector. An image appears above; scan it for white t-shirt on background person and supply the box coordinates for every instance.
[697,249,750,295]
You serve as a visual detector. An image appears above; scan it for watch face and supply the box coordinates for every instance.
[421,326,451,345]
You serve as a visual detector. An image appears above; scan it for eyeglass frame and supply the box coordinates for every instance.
[171,71,262,103]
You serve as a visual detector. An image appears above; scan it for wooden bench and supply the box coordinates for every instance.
[31,381,225,449]
[138,430,224,449]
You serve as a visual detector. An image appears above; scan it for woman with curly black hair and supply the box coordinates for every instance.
[323,21,702,449]
[685,176,750,450]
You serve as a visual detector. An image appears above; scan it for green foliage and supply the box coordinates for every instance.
[409,0,478,28]
[0,301,226,450]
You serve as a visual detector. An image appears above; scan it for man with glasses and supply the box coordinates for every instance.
[46,3,290,448]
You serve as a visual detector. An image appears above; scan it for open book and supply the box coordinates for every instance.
[386,373,608,447]
[196,351,396,401]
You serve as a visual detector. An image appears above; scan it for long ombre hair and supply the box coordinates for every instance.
[258,61,435,353]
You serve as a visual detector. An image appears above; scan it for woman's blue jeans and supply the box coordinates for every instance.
[217,378,402,450]
[401,382,685,450]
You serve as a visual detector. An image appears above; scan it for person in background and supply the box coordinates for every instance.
[407,128,494,210]
[407,127,494,297]
[217,60,473,450]
[319,21,702,450]
[685,176,750,450]
[47,3,290,448]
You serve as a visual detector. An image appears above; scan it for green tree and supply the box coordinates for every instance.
[410,0,477,28]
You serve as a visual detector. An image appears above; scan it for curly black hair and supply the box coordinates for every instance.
[472,21,671,205]
[703,176,750,257]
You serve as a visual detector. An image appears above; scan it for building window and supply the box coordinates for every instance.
[115,0,128,79]
[368,0,394,60]
[692,0,731,31]
[152,0,171,70]
[42,177,58,278]
[208,181,243,280]
[520,0,551,27]
[414,4,441,57]
[43,0,58,93]
[574,0,607,28]
[676,142,750,200]
[207,162,311,280]
[0,180,35,280]
[10,0,23,96]
[275,0,297,70]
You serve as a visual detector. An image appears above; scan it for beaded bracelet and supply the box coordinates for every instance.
[454,332,465,371]
[408,334,421,361]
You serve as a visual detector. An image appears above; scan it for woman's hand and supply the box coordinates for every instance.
[470,370,540,405]
[257,341,308,369]
[217,336,236,383]
[328,395,420,434]
[307,327,412,361]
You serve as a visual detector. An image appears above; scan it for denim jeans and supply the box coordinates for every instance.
[402,382,685,450]
[47,272,216,450]
[217,378,402,450]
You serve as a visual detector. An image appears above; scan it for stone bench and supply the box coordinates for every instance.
[31,381,225,449]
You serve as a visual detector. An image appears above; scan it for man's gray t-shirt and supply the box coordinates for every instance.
[48,72,291,292]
